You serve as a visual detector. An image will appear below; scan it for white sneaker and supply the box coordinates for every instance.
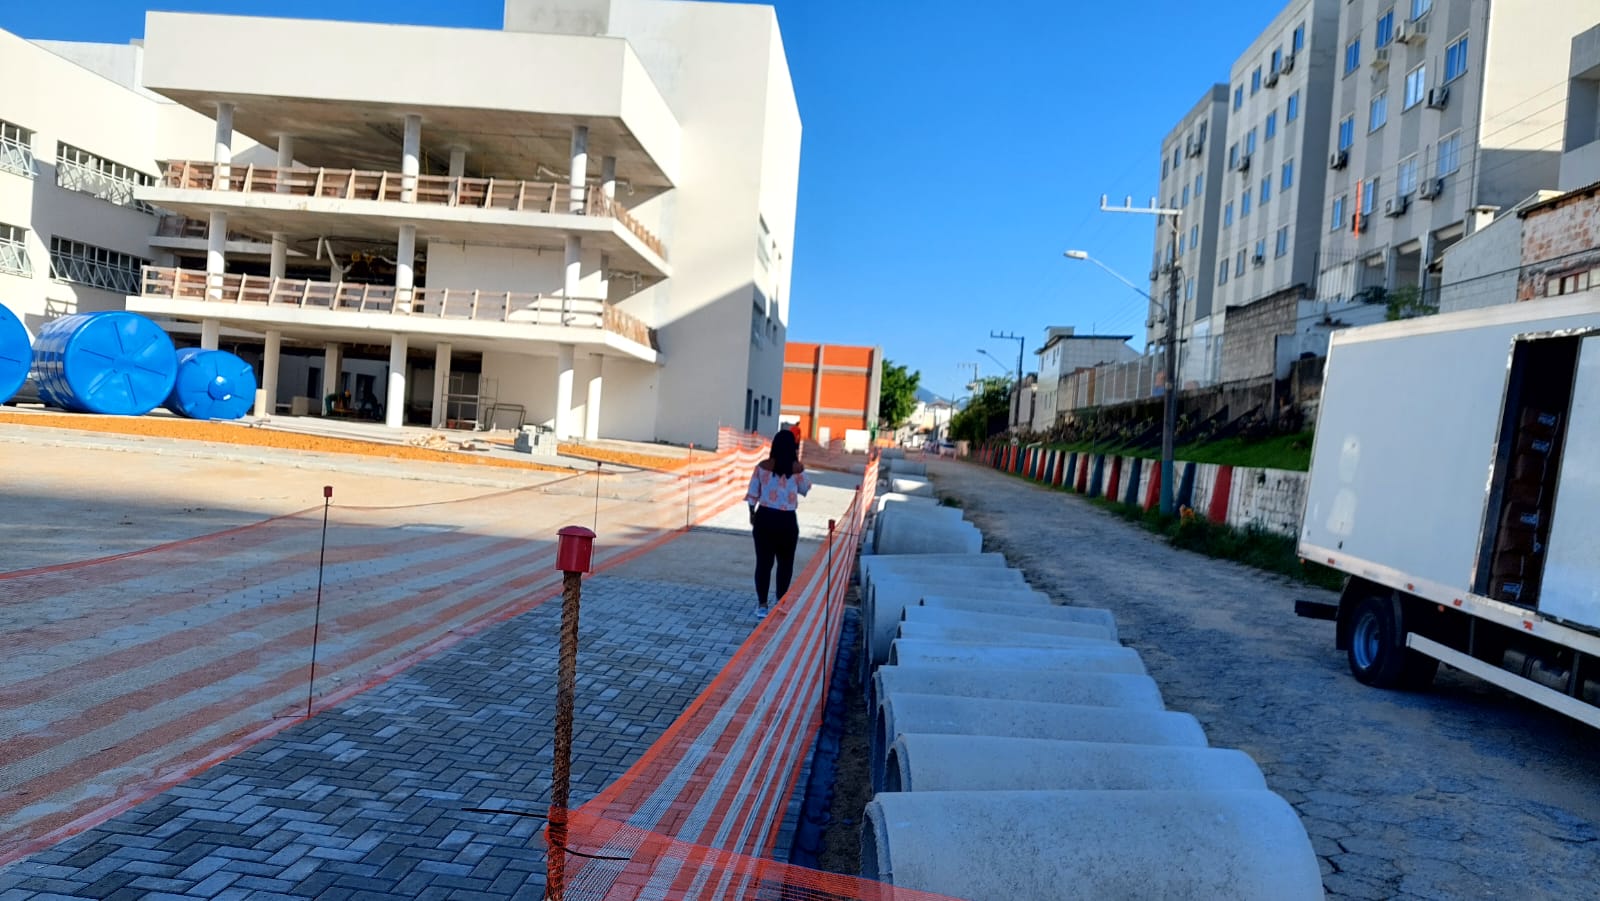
[755,605,769,619]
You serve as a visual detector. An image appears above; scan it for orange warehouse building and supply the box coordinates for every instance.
[781,343,882,442]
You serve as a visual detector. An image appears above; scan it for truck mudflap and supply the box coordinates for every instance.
[1295,599,1338,621]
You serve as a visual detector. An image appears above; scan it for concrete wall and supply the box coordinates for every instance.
[1560,24,1600,190]
[1220,289,1302,383]
[1516,189,1600,301]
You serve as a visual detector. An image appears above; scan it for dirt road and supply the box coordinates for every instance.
[932,460,1600,900]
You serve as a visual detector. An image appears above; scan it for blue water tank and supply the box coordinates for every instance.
[0,303,29,404]
[165,347,258,421]
[32,311,178,415]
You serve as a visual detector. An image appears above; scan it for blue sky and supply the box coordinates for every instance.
[3,0,1291,403]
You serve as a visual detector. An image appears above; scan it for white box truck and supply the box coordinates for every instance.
[1297,294,1600,727]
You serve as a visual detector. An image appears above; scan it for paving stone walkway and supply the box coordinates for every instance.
[0,575,758,900]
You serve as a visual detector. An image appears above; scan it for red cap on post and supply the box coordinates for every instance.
[556,525,597,574]
[323,486,333,499]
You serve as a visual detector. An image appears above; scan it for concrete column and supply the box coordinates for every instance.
[269,233,287,280]
[200,319,220,350]
[214,101,234,188]
[276,134,294,168]
[255,329,281,417]
[321,343,342,410]
[396,224,417,308]
[601,155,617,201]
[584,353,604,440]
[564,234,582,298]
[569,125,588,214]
[401,113,422,202]
[206,211,228,300]
[386,335,408,428]
[448,149,466,178]
[432,342,453,428]
[555,343,576,439]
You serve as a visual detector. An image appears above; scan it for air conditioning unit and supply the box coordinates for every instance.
[1251,253,1267,267]
[1396,16,1429,44]
[1419,177,1444,200]
[1186,140,1203,158]
[1372,47,1392,69]
[1265,69,1281,88]
[1280,53,1296,74]
[1427,86,1450,109]
[1385,195,1410,217]
[1352,213,1369,231]
[1330,150,1349,170]
[1237,153,1252,173]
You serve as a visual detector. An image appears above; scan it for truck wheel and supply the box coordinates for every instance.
[1347,595,1438,689]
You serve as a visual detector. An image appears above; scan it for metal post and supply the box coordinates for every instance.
[1161,217,1180,516]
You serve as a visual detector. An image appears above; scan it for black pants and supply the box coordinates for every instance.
[752,506,799,606]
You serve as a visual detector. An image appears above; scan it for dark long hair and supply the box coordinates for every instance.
[768,428,799,477]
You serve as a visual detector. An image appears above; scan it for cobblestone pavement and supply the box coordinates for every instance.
[0,575,760,899]
[932,460,1600,901]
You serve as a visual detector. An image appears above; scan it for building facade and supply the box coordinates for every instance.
[1561,23,1600,190]
[1035,326,1138,426]
[779,341,881,443]
[1150,86,1230,387]
[1317,0,1598,308]
[2,0,800,448]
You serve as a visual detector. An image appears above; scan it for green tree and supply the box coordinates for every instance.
[949,376,1013,443]
[878,359,921,429]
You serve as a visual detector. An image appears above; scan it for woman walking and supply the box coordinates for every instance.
[745,428,812,618]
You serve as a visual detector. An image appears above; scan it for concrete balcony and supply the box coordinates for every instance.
[139,161,670,279]
[130,266,658,362]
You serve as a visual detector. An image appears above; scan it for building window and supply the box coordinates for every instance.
[1445,35,1469,82]
[1236,249,1246,276]
[1410,0,1432,20]
[1398,155,1419,196]
[1190,224,1200,249]
[1331,195,1347,231]
[1293,23,1306,53]
[1195,173,1204,198]
[1173,146,1182,171]
[1275,226,1290,258]
[1242,189,1253,217]
[1182,184,1190,207]
[1376,10,1395,47]
[1186,277,1196,302]
[1178,233,1186,256]
[48,237,148,295]
[1271,48,1283,73]
[1260,176,1271,205]
[1266,111,1278,141]
[1438,131,1462,175]
[1287,91,1301,123]
[1224,201,1235,228]
[1252,67,1263,94]
[1219,258,1229,285]
[1234,85,1244,110]
[1370,91,1389,131]
[0,120,36,178]
[0,222,31,276]
[1360,176,1380,215]
[56,143,155,212]
[1338,116,1355,151]
[1282,159,1295,190]
[1246,128,1258,156]
[1545,269,1600,298]
[1404,64,1427,109]
[1255,238,1268,262]
[1162,157,1169,179]
[1229,143,1240,168]
[1345,39,1361,74]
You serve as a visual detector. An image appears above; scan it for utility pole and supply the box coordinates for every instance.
[1098,194,1182,516]
[990,331,1026,433]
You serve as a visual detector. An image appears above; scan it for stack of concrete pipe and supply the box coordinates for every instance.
[854,475,1324,900]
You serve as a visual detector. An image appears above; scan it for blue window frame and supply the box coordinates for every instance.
[1376,11,1395,47]
[1345,39,1361,74]
[1445,36,1469,82]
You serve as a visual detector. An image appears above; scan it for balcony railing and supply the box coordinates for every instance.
[141,266,657,350]
[158,161,667,261]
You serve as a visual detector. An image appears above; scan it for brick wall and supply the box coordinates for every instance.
[1219,288,1304,384]
[1518,189,1600,301]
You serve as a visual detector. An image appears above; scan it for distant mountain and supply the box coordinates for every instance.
[915,387,949,404]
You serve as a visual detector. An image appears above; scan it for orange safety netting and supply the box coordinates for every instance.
[552,450,958,900]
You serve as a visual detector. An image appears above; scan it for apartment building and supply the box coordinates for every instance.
[0,31,256,340]
[1035,326,1138,425]
[2,0,799,448]
[1561,23,1600,190]
[1317,0,1598,307]
[1149,86,1230,387]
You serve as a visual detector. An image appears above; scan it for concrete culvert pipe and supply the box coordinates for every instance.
[902,606,1115,642]
[884,734,1267,793]
[887,639,1146,674]
[920,595,1117,639]
[871,665,1164,712]
[885,460,928,477]
[887,476,934,497]
[862,790,1325,900]
[871,693,1207,792]
[872,514,978,556]
[894,622,1115,649]
[867,572,1029,667]
[859,553,1006,593]
[861,560,1019,602]
[873,492,938,512]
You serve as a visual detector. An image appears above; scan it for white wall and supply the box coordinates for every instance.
[425,242,607,297]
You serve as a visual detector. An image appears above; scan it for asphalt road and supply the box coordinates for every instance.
[931,459,1600,901]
